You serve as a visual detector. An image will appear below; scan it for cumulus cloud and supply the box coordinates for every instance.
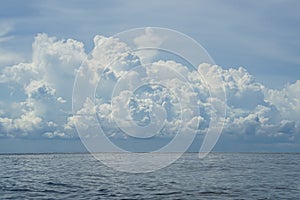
[221,67,300,142]
[0,34,85,138]
[133,27,166,63]
[0,33,299,146]
[266,80,300,122]
[0,110,42,137]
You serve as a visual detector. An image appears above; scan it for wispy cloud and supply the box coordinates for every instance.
[0,23,24,66]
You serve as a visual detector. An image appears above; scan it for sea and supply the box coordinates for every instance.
[0,153,299,199]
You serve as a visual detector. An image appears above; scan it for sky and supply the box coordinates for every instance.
[0,0,300,153]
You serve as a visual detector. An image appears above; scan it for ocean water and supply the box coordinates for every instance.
[0,153,299,199]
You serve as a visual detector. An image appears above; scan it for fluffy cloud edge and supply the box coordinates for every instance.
[0,33,299,147]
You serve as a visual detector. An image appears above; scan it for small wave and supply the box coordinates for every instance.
[198,191,229,195]
[154,191,182,196]
[45,181,82,189]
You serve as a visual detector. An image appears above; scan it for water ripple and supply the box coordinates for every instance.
[0,153,299,199]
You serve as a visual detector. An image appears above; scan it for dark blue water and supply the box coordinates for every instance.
[0,153,299,199]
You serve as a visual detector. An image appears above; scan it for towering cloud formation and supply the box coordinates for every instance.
[0,34,85,138]
[0,34,299,147]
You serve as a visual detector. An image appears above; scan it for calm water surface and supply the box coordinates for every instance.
[0,153,299,199]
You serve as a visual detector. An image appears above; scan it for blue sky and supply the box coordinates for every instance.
[1,0,299,87]
[0,0,300,153]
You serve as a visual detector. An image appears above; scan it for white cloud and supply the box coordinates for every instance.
[0,63,36,84]
[0,34,85,139]
[133,27,166,63]
[0,33,299,145]
[134,27,166,48]
[25,80,56,99]
[265,80,300,126]
[0,101,42,137]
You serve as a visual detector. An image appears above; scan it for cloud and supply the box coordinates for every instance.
[266,80,300,122]
[0,34,85,138]
[0,33,299,147]
[0,23,24,66]
[0,23,13,40]
[0,51,24,67]
[219,68,300,142]
[133,27,166,63]
[25,80,56,99]
[0,111,42,137]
